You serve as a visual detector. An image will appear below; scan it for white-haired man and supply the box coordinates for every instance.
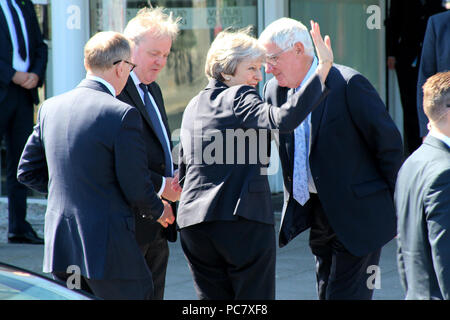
[117,7,180,300]
[259,18,404,299]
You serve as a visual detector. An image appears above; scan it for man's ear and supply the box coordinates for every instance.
[221,72,232,81]
[293,42,305,55]
[115,61,124,77]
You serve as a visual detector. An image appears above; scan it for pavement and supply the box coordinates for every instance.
[0,195,405,300]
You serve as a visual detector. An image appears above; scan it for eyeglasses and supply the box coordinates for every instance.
[265,46,293,66]
[113,60,137,72]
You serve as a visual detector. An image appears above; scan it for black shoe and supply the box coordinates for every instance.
[8,231,44,245]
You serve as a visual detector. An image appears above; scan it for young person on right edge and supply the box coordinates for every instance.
[396,71,450,300]
[260,18,404,300]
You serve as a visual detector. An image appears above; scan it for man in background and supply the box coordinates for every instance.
[386,0,445,155]
[0,0,47,244]
[416,8,450,138]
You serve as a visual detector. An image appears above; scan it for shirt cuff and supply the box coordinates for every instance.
[157,177,166,198]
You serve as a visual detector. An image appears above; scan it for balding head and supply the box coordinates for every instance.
[84,31,131,73]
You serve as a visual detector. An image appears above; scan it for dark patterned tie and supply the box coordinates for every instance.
[6,0,27,61]
[139,83,173,177]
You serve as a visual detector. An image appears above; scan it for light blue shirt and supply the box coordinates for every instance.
[295,56,318,194]
[0,0,30,72]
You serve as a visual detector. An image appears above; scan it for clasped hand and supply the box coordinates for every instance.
[12,71,39,89]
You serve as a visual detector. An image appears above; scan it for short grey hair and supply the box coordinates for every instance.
[84,31,131,71]
[124,7,181,46]
[205,28,265,82]
[258,17,314,56]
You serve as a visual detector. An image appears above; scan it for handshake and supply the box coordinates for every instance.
[157,170,183,228]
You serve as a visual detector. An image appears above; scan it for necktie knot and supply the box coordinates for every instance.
[139,83,149,93]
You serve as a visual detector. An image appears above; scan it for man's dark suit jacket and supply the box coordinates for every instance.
[117,77,177,244]
[417,10,450,137]
[17,79,164,280]
[177,75,327,229]
[264,65,404,257]
[0,0,47,104]
[395,135,450,299]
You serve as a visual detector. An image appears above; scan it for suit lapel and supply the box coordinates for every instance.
[0,5,12,44]
[148,82,172,145]
[123,77,156,132]
[310,71,333,151]
[281,88,295,170]
[310,100,326,150]
[123,77,171,149]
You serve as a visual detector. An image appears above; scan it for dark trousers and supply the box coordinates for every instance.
[0,84,34,235]
[395,62,422,155]
[308,194,381,300]
[180,218,276,300]
[139,230,169,300]
[52,271,153,300]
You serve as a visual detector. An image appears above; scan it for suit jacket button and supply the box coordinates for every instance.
[160,164,165,171]
[287,177,292,182]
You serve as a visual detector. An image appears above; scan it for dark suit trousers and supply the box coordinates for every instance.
[180,218,276,300]
[52,271,153,300]
[395,61,422,155]
[0,84,34,235]
[139,228,169,300]
[307,194,381,300]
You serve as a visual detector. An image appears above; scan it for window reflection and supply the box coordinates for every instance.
[90,0,258,130]
[289,0,383,95]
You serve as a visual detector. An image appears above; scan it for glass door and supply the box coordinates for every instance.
[289,0,385,96]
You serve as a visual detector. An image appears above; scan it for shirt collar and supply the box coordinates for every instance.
[296,56,318,91]
[130,71,141,87]
[429,130,450,148]
[85,75,116,97]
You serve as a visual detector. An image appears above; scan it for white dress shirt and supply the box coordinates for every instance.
[130,71,174,197]
[0,0,30,72]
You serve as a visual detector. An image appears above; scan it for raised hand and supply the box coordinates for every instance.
[310,20,333,84]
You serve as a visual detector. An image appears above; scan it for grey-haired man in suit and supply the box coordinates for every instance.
[0,0,47,244]
[17,31,173,300]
